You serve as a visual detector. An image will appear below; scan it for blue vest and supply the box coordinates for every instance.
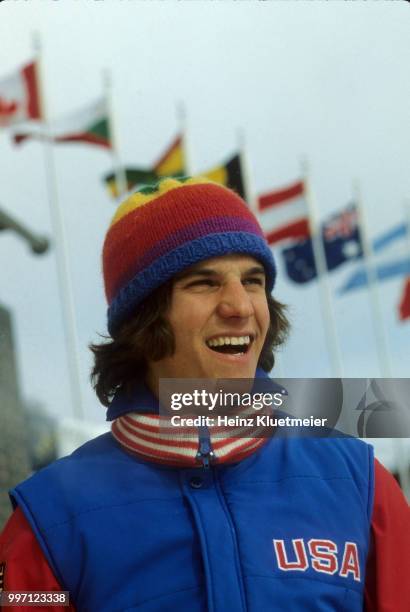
[11,433,374,611]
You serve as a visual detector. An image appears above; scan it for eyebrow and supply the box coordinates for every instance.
[176,265,266,281]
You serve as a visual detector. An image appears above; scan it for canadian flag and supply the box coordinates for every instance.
[257,179,310,246]
[0,61,41,127]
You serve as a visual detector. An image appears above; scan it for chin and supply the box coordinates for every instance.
[209,364,257,380]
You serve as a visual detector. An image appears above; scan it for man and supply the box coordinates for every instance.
[0,177,409,611]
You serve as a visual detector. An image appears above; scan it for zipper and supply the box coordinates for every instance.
[196,425,215,469]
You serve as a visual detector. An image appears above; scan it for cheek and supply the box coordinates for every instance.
[257,298,270,338]
[168,297,211,346]
[167,311,202,352]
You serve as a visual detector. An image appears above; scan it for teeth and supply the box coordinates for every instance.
[207,335,251,347]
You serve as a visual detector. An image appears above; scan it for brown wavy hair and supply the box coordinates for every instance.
[90,282,290,407]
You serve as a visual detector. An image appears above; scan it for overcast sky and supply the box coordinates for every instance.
[1,2,409,423]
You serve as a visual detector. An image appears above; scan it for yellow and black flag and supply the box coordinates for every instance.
[202,153,246,201]
[104,135,186,198]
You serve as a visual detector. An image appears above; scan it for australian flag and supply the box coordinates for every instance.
[282,204,363,284]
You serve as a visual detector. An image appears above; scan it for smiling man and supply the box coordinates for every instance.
[0,177,409,611]
[146,255,270,385]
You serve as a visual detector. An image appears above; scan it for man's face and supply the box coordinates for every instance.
[146,254,270,390]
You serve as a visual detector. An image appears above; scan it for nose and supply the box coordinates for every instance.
[216,279,254,319]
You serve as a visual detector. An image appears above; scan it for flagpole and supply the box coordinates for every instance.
[353,180,393,377]
[405,199,410,259]
[398,199,410,500]
[356,193,407,498]
[176,100,193,176]
[400,198,410,322]
[33,33,84,420]
[301,158,344,377]
[236,128,285,377]
[103,69,127,200]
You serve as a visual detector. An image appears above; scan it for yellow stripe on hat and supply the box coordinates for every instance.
[110,176,214,227]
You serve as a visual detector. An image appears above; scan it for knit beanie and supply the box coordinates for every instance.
[103,176,276,335]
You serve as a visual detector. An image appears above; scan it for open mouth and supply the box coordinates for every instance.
[206,335,253,355]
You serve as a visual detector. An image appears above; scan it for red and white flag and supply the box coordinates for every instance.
[257,179,310,245]
[0,61,41,128]
[13,98,111,149]
[398,277,410,321]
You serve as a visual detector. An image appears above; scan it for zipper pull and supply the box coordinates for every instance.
[196,426,215,469]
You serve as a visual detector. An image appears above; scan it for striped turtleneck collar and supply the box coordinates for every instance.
[111,412,268,468]
[109,370,281,468]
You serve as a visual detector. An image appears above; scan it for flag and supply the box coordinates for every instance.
[257,180,309,245]
[338,221,410,293]
[154,135,185,177]
[13,98,111,148]
[373,222,408,252]
[0,61,41,127]
[104,134,185,198]
[339,256,410,294]
[398,278,410,321]
[201,154,246,200]
[105,169,159,198]
[282,204,363,284]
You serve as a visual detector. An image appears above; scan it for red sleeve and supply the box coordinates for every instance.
[365,458,410,611]
[0,507,75,612]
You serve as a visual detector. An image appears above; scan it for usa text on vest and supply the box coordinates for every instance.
[273,539,361,581]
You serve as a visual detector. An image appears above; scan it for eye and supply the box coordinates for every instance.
[186,279,217,288]
[243,277,264,286]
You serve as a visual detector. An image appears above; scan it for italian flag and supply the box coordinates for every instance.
[0,61,41,127]
[13,98,111,149]
[257,179,310,245]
